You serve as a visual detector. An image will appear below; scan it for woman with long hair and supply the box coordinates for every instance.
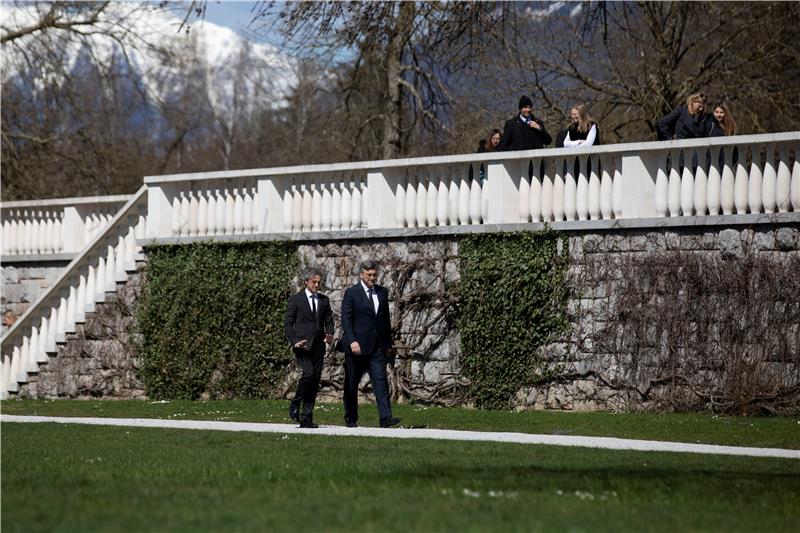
[477,128,502,152]
[709,103,737,136]
[563,104,599,147]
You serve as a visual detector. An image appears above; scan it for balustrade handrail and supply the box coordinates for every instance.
[144,131,800,184]
[0,186,148,354]
[0,194,132,209]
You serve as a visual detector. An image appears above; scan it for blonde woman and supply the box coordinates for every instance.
[657,92,712,140]
[563,104,599,147]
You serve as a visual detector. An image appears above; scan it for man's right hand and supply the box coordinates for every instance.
[294,340,307,349]
[350,341,361,355]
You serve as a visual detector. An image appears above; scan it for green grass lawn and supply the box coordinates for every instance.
[2,422,799,533]
[2,399,799,448]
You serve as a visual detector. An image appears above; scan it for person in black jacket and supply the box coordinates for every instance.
[657,93,712,140]
[284,267,334,428]
[498,95,552,151]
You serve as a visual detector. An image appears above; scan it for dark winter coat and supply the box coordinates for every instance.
[498,115,552,151]
[656,106,712,140]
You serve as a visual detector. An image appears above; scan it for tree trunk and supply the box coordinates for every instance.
[382,1,414,160]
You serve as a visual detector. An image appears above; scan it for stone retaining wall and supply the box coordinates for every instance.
[2,262,69,335]
[12,224,800,412]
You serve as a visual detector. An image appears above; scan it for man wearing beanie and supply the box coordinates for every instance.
[497,95,552,151]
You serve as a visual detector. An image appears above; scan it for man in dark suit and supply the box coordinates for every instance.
[340,260,401,428]
[284,267,334,428]
[498,95,552,151]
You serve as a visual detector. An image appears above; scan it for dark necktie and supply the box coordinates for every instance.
[311,294,317,316]
[368,289,375,312]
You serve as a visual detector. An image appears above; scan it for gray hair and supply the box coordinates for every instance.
[301,267,323,282]
[359,260,379,272]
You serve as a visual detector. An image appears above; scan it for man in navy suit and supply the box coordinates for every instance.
[285,267,334,428]
[340,261,401,428]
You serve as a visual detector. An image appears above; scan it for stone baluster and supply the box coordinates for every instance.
[599,156,613,220]
[232,184,244,234]
[720,147,735,215]
[283,182,294,232]
[44,211,55,254]
[576,155,590,221]
[529,158,543,223]
[680,150,695,216]
[299,180,311,232]
[22,334,35,374]
[352,176,364,229]
[469,170,482,225]
[480,164,489,223]
[734,146,749,214]
[654,152,669,217]
[181,190,193,236]
[340,179,352,231]
[436,168,449,226]
[197,188,208,236]
[6,217,16,254]
[693,153,708,216]
[707,146,722,215]
[761,144,777,214]
[243,183,254,233]
[223,186,235,235]
[776,144,791,213]
[45,307,58,354]
[587,156,601,220]
[54,212,64,253]
[330,176,342,231]
[394,172,407,227]
[612,155,624,219]
[65,284,77,332]
[518,167,530,223]
[360,177,368,228]
[401,174,415,228]
[57,293,68,337]
[426,171,438,227]
[540,160,554,222]
[415,171,427,227]
[170,193,181,237]
[321,179,333,231]
[667,151,682,217]
[552,159,565,221]
[747,145,763,214]
[457,169,470,225]
[447,168,459,225]
[9,345,22,390]
[86,264,96,314]
[1,353,11,398]
[75,273,87,323]
[215,187,226,235]
[311,178,322,231]
[189,188,199,236]
[564,156,578,221]
[792,143,800,212]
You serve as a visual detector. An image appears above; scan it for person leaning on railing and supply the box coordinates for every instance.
[563,103,601,148]
[708,102,739,166]
[656,93,713,140]
[497,95,552,151]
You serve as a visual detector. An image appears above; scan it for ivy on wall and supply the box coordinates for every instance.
[135,241,297,399]
[457,230,569,409]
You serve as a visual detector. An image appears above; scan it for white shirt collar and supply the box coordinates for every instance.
[360,281,374,293]
[304,288,315,299]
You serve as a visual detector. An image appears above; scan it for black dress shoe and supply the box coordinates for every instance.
[289,404,300,423]
[345,420,358,428]
[299,420,318,428]
[379,416,401,428]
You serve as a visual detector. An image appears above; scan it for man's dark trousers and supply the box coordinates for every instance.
[343,351,391,425]
[292,345,324,420]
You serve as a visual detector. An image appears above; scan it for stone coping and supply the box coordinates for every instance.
[1,194,132,209]
[1,253,76,263]
[140,213,800,246]
[144,132,800,184]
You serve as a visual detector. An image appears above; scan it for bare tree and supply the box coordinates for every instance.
[499,1,800,142]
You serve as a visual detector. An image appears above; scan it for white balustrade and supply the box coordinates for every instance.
[1,187,147,399]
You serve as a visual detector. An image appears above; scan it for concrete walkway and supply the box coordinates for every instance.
[3,414,798,459]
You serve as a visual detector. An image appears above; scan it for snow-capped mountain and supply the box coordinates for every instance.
[0,2,296,117]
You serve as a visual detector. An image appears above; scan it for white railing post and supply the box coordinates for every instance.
[146,183,175,239]
[486,159,522,224]
[620,151,659,219]
[367,169,395,229]
[62,205,83,253]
